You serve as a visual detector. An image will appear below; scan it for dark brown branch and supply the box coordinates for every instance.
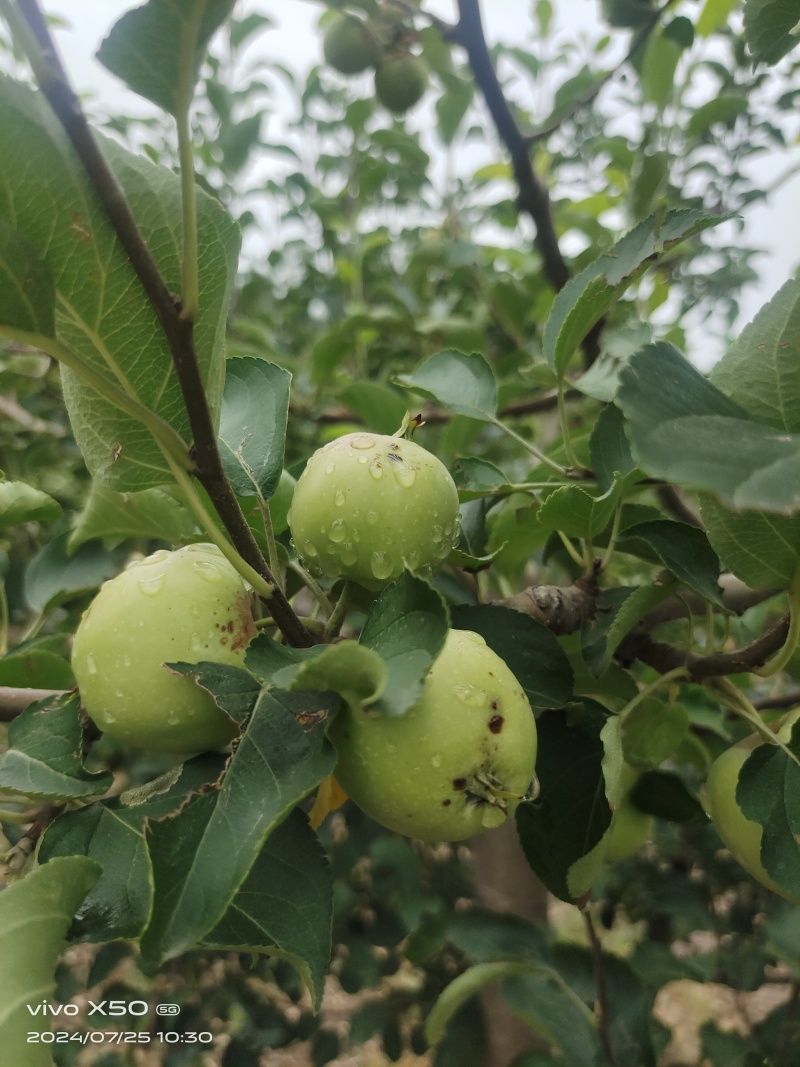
[17,0,312,647]
[309,389,567,427]
[454,0,569,295]
[752,689,800,711]
[501,572,600,635]
[655,485,701,528]
[642,576,781,629]
[618,613,791,682]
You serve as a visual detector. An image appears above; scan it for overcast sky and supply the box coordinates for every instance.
[40,1,800,365]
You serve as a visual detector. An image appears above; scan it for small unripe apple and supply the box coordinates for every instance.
[603,797,653,861]
[702,709,800,901]
[375,55,428,114]
[323,14,381,75]
[72,544,257,754]
[329,628,537,841]
[287,432,460,590]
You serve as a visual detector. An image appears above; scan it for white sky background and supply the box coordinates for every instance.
[44,0,800,367]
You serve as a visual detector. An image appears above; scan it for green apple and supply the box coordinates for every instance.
[702,708,800,901]
[323,15,381,75]
[72,544,257,754]
[328,628,537,841]
[287,431,460,589]
[375,55,428,114]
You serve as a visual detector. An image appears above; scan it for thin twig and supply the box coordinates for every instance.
[582,909,618,1067]
[0,686,67,722]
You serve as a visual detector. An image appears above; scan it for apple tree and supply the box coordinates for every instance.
[1,1,800,1065]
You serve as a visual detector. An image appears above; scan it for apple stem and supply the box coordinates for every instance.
[711,678,800,772]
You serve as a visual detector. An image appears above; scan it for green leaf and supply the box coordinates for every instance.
[139,689,337,969]
[358,572,449,717]
[697,0,740,35]
[425,961,548,1046]
[38,755,225,942]
[537,483,619,541]
[98,0,237,114]
[582,584,675,675]
[435,78,474,146]
[687,95,749,137]
[0,81,239,491]
[0,224,55,336]
[0,645,74,689]
[69,484,194,550]
[737,728,800,897]
[23,533,124,613]
[451,604,573,708]
[589,403,640,492]
[396,350,497,420]
[744,0,800,63]
[0,480,60,529]
[0,694,113,800]
[501,968,603,1066]
[166,661,262,723]
[616,342,800,514]
[340,381,408,436]
[699,496,800,589]
[202,809,332,1009]
[621,698,690,769]
[290,641,387,713]
[218,357,291,498]
[629,770,705,821]
[516,703,612,901]
[452,456,512,501]
[543,211,725,377]
[0,857,101,1067]
[641,32,683,107]
[710,278,800,432]
[617,519,724,606]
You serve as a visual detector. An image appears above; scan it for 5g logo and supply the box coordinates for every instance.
[157,1004,180,1016]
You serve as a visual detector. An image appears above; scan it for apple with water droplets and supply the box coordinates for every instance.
[287,432,460,589]
[329,628,538,841]
[71,544,257,754]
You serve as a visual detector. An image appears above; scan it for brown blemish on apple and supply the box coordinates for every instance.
[452,777,467,790]
[488,714,504,734]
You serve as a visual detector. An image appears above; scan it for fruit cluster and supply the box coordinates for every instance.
[322,13,429,115]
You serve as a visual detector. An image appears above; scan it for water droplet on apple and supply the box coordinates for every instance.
[431,754,442,768]
[334,489,346,507]
[370,551,393,580]
[122,655,131,667]
[192,559,223,583]
[369,457,383,480]
[303,540,319,558]
[358,455,369,464]
[431,525,444,543]
[189,603,201,617]
[366,511,378,525]
[392,464,416,488]
[114,689,123,698]
[167,712,180,726]
[103,709,117,724]
[339,543,358,566]
[329,517,347,543]
[351,434,376,449]
[452,683,486,706]
[86,653,97,674]
[190,633,202,652]
[145,549,170,564]
[325,462,336,475]
[138,573,166,596]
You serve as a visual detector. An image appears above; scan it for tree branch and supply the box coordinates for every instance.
[454,0,569,295]
[0,686,67,722]
[13,0,313,647]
